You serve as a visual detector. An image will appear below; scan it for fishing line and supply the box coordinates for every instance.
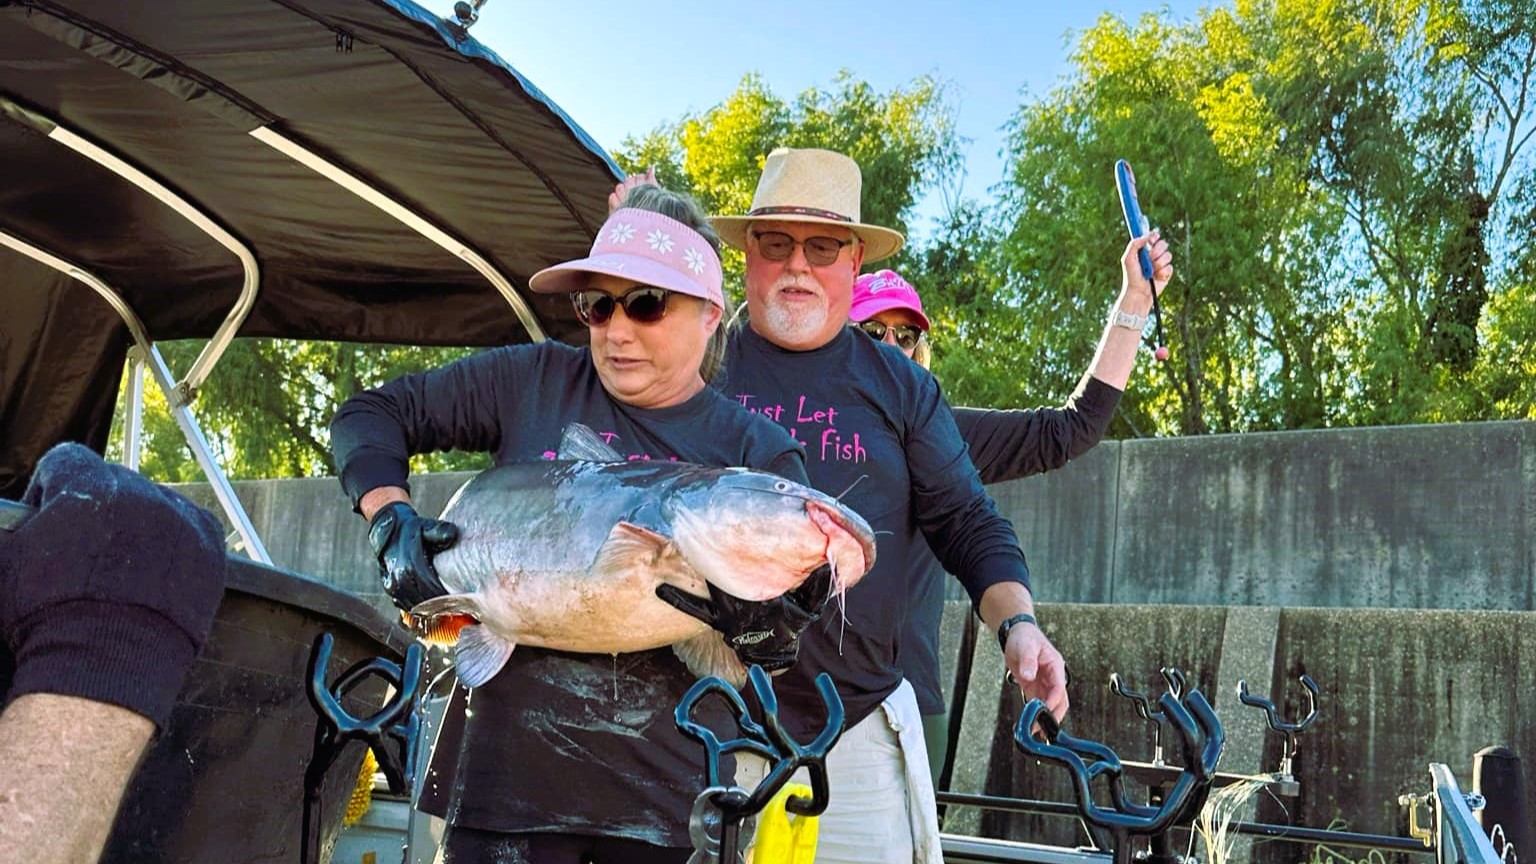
[1190,775,1268,864]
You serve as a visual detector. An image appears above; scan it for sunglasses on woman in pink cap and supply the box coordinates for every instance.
[850,268,931,353]
[854,319,925,350]
[572,285,673,326]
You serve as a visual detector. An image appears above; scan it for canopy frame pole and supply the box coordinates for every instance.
[124,346,147,473]
[0,229,272,564]
[249,125,547,343]
[0,96,262,401]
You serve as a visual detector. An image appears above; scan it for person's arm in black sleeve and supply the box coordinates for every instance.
[331,346,533,609]
[903,374,1070,720]
[956,229,1175,486]
[761,448,811,486]
[955,374,1121,485]
[331,346,527,511]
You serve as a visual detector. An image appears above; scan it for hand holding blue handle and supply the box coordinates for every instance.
[1114,159,1168,361]
[1116,160,1155,281]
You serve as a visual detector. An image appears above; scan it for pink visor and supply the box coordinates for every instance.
[529,208,724,307]
[850,269,930,330]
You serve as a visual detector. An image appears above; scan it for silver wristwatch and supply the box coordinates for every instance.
[1112,308,1149,331]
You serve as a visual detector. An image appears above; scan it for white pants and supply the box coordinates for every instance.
[739,680,941,864]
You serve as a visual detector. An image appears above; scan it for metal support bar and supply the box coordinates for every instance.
[935,792,1086,820]
[124,347,146,472]
[939,835,1113,864]
[1428,763,1501,864]
[0,229,272,564]
[249,125,546,344]
[1223,819,1434,853]
[1,96,261,400]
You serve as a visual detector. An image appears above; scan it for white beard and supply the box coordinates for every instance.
[757,278,830,345]
[760,300,828,344]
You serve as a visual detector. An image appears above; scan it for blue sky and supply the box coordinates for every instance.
[426,0,1211,234]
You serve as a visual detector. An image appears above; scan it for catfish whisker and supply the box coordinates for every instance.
[834,475,869,501]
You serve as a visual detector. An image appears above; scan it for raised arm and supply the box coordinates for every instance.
[1083,230,1172,390]
[953,374,1120,484]
[953,230,1172,485]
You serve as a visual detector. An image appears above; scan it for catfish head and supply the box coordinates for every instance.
[663,469,876,602]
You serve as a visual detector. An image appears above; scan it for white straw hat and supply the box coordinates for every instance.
[710,148,904,263]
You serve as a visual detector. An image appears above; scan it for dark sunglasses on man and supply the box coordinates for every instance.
[855,319,924,351]
[752,230,853,267]
[572,286,672,326]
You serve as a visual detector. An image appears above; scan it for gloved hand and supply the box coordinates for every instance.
[655,565,836,672]
[366,501,459,612]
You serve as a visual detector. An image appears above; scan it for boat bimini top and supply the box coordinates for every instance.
[0,0,622,558]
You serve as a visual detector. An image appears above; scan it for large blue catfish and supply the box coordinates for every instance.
[410,425,876,687]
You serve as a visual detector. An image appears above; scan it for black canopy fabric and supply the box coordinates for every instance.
[0,0,622,496]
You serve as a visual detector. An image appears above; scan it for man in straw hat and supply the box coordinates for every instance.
[703,148,1067,863]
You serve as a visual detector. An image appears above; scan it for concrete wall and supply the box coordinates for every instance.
[175,472,477,616]
[989,419,1535,609]
[182,420,1536,615]
[940,602,1536,856]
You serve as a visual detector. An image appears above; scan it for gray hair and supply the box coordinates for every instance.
[620,184,733,382]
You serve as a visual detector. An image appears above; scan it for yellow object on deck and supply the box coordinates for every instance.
[747,782,819,864]
[344,748,378,827]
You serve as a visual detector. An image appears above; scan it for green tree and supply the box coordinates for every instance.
[1254,0,1535,424]
[983,0,1533,435]
[107,340,490,482]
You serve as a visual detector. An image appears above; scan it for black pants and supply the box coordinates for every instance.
[442,827,691,864]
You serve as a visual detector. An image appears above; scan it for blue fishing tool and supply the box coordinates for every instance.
[1115,159,1170,361]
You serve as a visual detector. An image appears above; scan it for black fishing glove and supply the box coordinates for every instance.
[367,501,459,612]
[656,565,836,673]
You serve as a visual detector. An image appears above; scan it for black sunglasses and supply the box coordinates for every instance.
[752,230,852,267]
[572,286,672,326]
[855,319,924,351]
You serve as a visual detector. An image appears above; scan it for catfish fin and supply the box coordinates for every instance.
[454,624,515,687]
[557,422,624,462]
[673,631,748,688]
[592,521,679,574]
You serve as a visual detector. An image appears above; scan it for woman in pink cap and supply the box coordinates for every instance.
[849,268,934,367]
[332,185,819,864]
[849,244,1171,791]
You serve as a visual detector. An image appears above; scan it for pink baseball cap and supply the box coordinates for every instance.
[850,269,930,330]
[529,208,724,307]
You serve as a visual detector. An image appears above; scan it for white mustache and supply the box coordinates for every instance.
[772,276,824,297]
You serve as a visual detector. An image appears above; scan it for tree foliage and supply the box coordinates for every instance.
[973,0,1534,434]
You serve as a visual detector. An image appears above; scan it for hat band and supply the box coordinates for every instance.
[747,205,853,223]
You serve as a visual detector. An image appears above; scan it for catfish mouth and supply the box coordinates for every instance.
[805,499,877,583]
